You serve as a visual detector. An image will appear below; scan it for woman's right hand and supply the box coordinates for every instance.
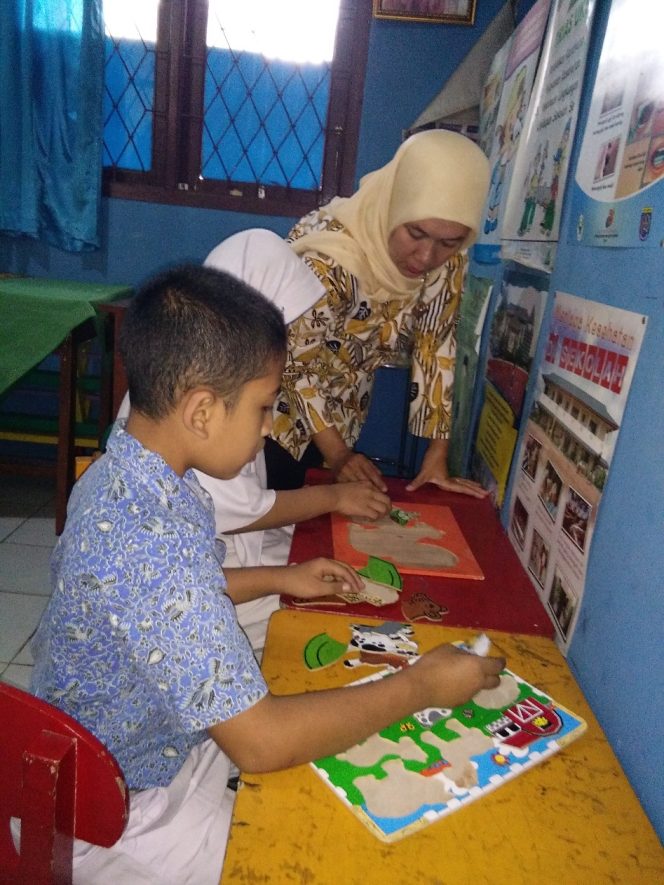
[332,451,387,491]
[313,427,388,492]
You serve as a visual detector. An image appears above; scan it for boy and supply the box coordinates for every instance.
[115,229,392,657]
[31,266,504,883]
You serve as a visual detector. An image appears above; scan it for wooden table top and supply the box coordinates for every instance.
[221,609,664,884]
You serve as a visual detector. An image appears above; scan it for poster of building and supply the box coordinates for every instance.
[470,264,549,504]
[501,0,596,271]
[507,292,647,652]
[570,0,664,248]
[474,0,551,264]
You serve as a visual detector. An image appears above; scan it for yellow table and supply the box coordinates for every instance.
[222,610,663,884]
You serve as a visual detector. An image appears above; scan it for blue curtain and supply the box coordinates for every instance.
[0,1,104,252]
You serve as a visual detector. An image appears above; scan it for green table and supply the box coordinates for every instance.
[0,277,132,394]
[0,277,133,532]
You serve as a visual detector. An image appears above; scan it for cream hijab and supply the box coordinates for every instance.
[204,227,325,322]
[291,130,490,302]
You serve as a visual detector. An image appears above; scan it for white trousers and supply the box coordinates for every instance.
[72,739,234,885]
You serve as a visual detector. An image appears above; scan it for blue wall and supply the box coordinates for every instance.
[1,0,661,840]
[543,2,663,840]
[469,3,663,840]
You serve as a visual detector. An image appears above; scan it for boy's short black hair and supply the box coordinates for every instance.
[119,264,286,418]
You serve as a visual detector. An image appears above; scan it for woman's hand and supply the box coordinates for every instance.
[281,558,364,600]
[333,452,387,491]
[406,439,489,498]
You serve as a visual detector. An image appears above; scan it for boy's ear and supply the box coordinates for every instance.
[181,387,225,439]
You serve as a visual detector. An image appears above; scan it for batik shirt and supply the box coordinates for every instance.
[30,423,267,789]
[273,211,466,460]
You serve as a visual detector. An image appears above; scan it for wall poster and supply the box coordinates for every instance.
[507,292,647,652]
[448,274,492,477]
[474,0,552,264]
[501,0,596,272]
[570,0,664,248]
[470,263,549,506]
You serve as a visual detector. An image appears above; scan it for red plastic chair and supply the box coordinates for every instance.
[0,682,129,884]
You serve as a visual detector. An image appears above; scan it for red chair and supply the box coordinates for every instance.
[0,682,129,884]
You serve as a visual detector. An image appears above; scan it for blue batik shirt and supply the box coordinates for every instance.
[31,422,267,789]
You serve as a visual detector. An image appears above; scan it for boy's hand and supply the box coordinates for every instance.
[410,644,505,710]
[333,481,391,521]
[282,558,364,599]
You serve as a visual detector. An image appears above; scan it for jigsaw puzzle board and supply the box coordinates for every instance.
[311,659,586,843]
[331,503,484,579]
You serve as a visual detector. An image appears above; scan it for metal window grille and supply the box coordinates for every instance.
[101,0,370,215]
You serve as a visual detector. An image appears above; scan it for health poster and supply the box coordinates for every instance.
[570,0,664,248]
[474,0,551,265]
[501,0,596,272]
[507,292,647,652]
[331,503,483,581]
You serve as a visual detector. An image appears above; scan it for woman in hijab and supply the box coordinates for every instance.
[270,130,490,498]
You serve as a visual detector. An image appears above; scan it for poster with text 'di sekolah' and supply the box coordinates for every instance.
[570,0,664,248]
[507,292,646,653]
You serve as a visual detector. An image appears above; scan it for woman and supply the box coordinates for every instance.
[270,129,491,497]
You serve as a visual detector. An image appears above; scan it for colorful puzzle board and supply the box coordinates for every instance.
[311,658,586,843]
[331,503,484,580]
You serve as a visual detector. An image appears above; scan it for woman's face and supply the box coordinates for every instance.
[388,219,470,279]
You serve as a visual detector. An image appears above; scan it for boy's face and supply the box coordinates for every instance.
[207,357,284,479]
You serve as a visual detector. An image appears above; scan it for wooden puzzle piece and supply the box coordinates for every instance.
[356,555,403,590]
[389,507,419,526]
[292,556,403,609]
[303,633,347,670]
[343,621,419,669]
[337,577,399,607]
[401,592,448,622]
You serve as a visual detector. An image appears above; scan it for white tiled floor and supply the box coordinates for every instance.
[0,474,56,691]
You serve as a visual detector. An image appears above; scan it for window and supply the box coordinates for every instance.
[102,0,371,216]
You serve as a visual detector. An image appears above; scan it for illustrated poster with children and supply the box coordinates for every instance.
[570,0,664,248]
[501,0,596,272]
[507,292,646,652]
[474,0,551,265]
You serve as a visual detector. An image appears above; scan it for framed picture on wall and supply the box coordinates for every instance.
[372,1,476,25]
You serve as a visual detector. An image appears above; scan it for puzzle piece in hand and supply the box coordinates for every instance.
[337,577,399,607]
[291,578,398,609]
[401,592,448,622]
[357,556,403,589]
[291,594,347,608]
[389,507,419,526]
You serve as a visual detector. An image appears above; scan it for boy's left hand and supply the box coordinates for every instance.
[283,558,364,599]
